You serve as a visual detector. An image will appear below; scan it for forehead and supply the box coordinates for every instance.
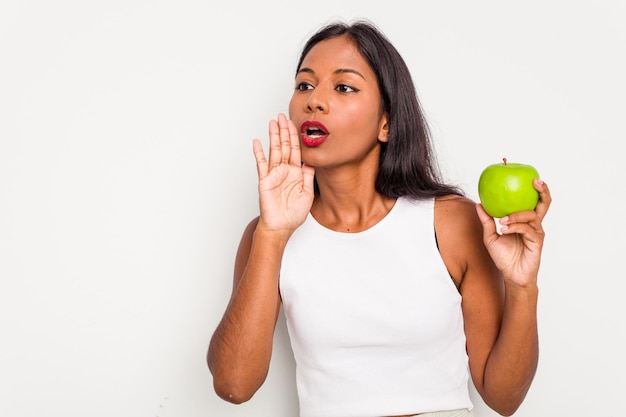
[300,35,373,75]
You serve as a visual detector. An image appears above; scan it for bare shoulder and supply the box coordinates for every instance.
[434,195,483,247]
[435,194,479,222]
[434,195,485,287]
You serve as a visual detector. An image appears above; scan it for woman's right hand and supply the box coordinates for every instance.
[252,113,315,235]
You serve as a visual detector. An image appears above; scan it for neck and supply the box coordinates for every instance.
[312,175,396,233]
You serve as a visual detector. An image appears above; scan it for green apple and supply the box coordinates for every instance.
[478,158,540,218]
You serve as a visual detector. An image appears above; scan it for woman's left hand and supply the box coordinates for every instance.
[475,178,552,287]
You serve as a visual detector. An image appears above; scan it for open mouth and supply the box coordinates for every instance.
[301,120,329,147]
[305,125,327,138]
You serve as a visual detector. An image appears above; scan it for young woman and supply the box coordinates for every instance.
[207,20,551,417]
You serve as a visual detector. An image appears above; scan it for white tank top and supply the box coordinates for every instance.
[279,197,472,417]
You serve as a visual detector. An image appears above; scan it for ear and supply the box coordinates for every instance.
[377,113,389,143]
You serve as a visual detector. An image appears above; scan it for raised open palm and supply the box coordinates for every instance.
[253,113,315,234]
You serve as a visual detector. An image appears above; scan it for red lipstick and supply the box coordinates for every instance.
[300,120,329,147]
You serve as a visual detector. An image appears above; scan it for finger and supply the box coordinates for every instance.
[252,138,268,179]
[287,118,302,167]
[501,210,540,228]
[498,210,545,246]
[278,113,291,165]
[476,203,499,245]
[268,118,281,168]
[499,223,544,258]
[533,178,551,221]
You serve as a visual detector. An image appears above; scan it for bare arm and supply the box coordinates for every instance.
[436,179,551,416]
[207,114,315,403]
[207,217,288,403]
[472,179,551,415]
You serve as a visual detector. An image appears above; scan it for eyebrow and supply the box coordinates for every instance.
[297,67,366,80]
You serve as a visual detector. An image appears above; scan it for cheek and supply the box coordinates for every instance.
[342,103,383,137]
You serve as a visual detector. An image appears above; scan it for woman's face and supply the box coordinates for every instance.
[288,35,388,169]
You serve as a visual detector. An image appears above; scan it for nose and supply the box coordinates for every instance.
[305,91,328,113]
[308,103,325,112]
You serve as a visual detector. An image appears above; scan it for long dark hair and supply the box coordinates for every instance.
[296,20,464,199]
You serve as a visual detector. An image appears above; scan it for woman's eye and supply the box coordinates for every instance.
[336,84,357,93]
[296,82,313,91]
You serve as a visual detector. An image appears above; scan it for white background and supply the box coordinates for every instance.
[1,1,625,416]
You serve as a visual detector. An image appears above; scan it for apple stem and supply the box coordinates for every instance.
[503,157,507,165]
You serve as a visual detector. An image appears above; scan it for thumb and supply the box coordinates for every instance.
[475,203,498,245]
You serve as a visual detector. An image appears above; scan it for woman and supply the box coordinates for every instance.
[208,20,551,417]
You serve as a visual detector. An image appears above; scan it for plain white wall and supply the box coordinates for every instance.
[1,1,625,416]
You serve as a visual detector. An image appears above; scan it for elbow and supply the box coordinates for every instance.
[494,405,520,417]
[208,357,262,405]
[213,380,255,404]
[501,408,521,417]
[484,393,526,416]
[207,338,269,404]
[477,381,528,416]
[478,368,535,416]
